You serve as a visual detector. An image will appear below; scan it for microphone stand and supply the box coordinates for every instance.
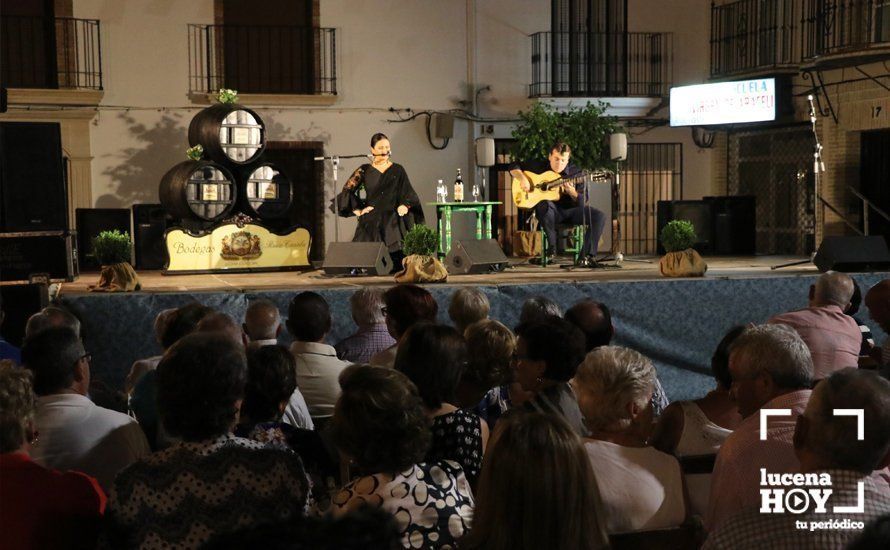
[314,153,372,244]
[771,94,823,270]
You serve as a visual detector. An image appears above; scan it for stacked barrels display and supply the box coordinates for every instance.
[159,103,294,229]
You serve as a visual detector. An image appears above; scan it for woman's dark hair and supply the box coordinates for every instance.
[461,411,609,550]
[157,332,247,441]
[330,365,431,473]
[162,302,215,349]
[394,322,467,409]
[370,133,389,147]
[287,292,332,342]
[846,278,863,316]
[711,325,746,389]
[242,346,297,425]
[514,317,586,382]
[383,284,438,338]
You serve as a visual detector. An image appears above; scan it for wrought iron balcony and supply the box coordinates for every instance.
[188,24,337,95]
[801,0,890,60]
[0,16,103,90]
[529,31,673,98]
[710,0,798,78]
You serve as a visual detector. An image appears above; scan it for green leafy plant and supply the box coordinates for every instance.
[92,230,132,265]
[511,101,620,170]
[217,88,238,104]
[186,144,203,161]
[402,224,439,257]
[660,220,697,253]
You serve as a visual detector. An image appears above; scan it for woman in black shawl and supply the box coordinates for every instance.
[335,133,425,267]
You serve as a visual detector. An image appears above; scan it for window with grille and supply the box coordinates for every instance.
[619,143,683,255]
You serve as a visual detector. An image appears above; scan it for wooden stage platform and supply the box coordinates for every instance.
[60,255,820,295]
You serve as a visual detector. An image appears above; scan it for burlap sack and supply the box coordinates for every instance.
[89,262,142,292]
[659,249,708,278]
[394,254,448,283]
[513,230,542,257]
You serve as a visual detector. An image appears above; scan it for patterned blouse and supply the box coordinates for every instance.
[331,461,474,549]
[426,409,484,485]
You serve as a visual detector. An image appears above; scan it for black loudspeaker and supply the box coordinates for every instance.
[706,195,756,255]
[0,122,68,231]
[0,283,49,347]
[133,204,168,270]
[656,200,714,254]
[75,208,131,271]
[323,242,392,275]
[814,236,890,272]
[0,231,78,282]
[446,239,508,275]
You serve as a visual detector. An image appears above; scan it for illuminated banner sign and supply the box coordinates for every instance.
[670,78,776,126]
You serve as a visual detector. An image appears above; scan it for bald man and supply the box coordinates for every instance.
[769,272,861,381]
[242,299,282,347]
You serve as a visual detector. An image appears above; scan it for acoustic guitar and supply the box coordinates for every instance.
[511,169,611,209]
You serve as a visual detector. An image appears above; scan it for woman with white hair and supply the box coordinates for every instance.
[572,346,686,534]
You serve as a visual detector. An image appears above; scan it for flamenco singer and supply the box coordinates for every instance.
[335,133,425,268]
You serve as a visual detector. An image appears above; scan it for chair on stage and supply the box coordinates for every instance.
[538,224,585,267]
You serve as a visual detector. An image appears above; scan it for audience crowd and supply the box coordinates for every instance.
[1,271,889,549]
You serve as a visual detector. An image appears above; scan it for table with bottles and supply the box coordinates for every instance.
[426,198,503,258]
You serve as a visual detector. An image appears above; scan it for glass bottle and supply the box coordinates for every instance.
[453,168,464,202]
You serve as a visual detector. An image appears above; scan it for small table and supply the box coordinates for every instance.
[427,201,502,258]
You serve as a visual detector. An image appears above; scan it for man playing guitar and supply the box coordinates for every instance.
[509,142,607,267]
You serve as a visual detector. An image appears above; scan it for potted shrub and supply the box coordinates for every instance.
[89,230,142,292]
[659,220,707,277]
[394,224,447,283]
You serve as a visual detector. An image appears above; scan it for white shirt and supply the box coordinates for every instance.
[32,393,150,490]
[281,388,315,430]
[250,338,279,347]
[290,341,350,419]
[675,401,733,518]
[584,439,685,534]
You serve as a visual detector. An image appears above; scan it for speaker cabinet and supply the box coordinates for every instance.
[656,200,714,255]
[706,195,756,255]
[0,231,78,282]
[446,239,508,275]
[0,122,68,231]
[814,236,890,272]
[323,242,392,275]
[0,283,49,347]
[75,208,132,271]
[133,204,168,270]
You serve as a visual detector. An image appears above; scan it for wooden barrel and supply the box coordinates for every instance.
[159,161,237,222]
[188,104,265,165]
[241,163,293,219]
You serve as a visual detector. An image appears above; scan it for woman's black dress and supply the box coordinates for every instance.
[334,163,425,253]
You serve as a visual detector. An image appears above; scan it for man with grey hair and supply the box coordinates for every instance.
[768,271,860,381]
[334,287,396,364]
[24,306,81,340]
[242,298,281,347]
[448,287,490,334]
[706,368,890,548]
[707,323,814,530]
[518,295,562,325]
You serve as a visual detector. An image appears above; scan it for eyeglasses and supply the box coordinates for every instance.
[74,352,91,367]
[381,307,389,317]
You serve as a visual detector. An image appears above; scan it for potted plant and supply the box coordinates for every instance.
[394,224,447,283]
[659,220,707,277]
[89,230,142,292]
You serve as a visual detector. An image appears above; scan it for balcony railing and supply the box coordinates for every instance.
[0,16,102,89]
[802,0,890,59]
[710,0,798,77]
[529,31,673,98]
[188,24,337,95]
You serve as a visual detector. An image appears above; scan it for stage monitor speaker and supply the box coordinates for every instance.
[75,208,132,271]
[0,231,78,282]
[706,195,756,255]
[0,283,49,348]
[814,236,890,272]
[475,137,495,167]
[0,122,68,231]
[656,200,713,255]
[323,242,392,275]
[434,113,454,139]
[133,204,168,270]
[446,239,508,275]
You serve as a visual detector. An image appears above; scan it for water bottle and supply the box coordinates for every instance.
[437,179,445,203]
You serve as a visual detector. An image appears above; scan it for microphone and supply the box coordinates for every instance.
[807,94,816,122]
[368,151,392,159]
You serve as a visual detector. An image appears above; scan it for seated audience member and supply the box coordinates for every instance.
[848,515,890,550]
[705,369,890,549]
[706,324,813,530]
[0,362,106,550]
[461,410,610,550]
[102,333,309,550]
[865,279,890,369]
[197,311,249,347]
[287,292,350,422]
[518,295,562,325]
[330,365,474,548]
[24,305,81,340]
[565,299,670,415]
[0,309,21,364]
[652,325,745,517]
[448,287,490,334]
[394,322,489,485]
[573,346,686,533]
[459,319,518,411]
[513,316,588,436]
[334,287,396,364]
[242,298,282,347]
[370,284,438,367]
[768,271,860,381]
[846,279,875,356]
[21,327,149,490]
[124,308,175,393]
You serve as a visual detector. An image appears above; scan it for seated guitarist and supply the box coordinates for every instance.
[509,142,607,267]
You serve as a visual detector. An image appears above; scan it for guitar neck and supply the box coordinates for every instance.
[540,171,608,189]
